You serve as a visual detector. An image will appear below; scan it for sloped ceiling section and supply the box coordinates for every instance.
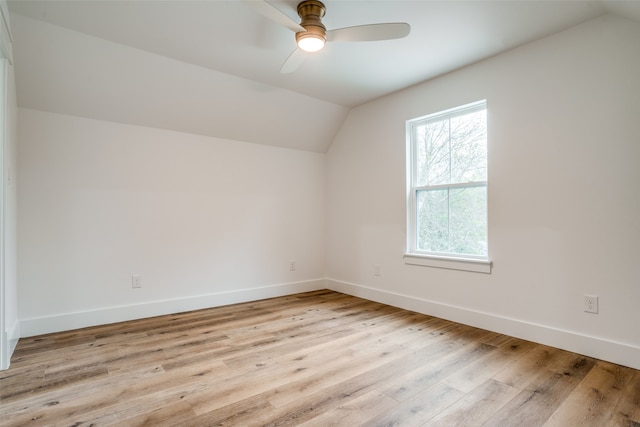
[11,14,349,153]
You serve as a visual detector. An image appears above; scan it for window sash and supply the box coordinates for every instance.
[413,183,487,257]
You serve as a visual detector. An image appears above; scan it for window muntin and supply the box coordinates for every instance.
[408,101,488,259]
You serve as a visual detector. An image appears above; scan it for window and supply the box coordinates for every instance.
[405,100,491,273]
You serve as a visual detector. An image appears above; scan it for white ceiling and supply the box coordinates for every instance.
[8,0,640,152]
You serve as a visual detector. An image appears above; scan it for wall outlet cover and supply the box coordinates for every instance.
[584,295,598,314]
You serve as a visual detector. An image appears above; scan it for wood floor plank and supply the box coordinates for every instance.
[257,350,424,425]
[608,370,640,426]
[380,339,488,403]
[543,360,636,426]
[483,352,597,426]
[110,400,196,427]
[492,343,567,389]
[1,290,638,427]
[440,337,537,393]
[1,365,168,426]
[365,381,465,427]
[265,344,413,410]
[425,378,520,426]
[297,390,399,427]
[174,326,375,416]
[180,395,275,427]
[59,391,195,426]
[186,341,412,417]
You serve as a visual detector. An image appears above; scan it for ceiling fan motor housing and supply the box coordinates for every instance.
[295,0,327,44]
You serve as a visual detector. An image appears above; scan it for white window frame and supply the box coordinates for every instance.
[404,100,492,274]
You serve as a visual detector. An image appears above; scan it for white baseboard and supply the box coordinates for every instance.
[327,279,640,371]
[8,319,19,355]
[1,320,20,370]
[20,279,326,337]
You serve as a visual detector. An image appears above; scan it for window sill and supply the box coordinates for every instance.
[403,253,492,274]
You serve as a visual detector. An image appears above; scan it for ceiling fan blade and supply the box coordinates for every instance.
[246,0,305,33]
[280,48,306,74]
[326,23,411,43]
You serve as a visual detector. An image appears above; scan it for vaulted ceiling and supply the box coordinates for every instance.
[8,1,640,152]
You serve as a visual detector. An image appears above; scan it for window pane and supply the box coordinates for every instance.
[450,109,487,183]
[416,186,487,256]
[414,108,487,187]
[415,120,450,187]
[449,186,487,256]
[416,189,449,253]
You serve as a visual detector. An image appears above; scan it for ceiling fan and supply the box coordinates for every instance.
[249,0,411,73]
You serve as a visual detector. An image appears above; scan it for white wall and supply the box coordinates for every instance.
[326,15,640,369]
[18,109,326,335]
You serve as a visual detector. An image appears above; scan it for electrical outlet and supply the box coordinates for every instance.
[584,295,598,314]
[374,265,381,276]
[289,260,296,271]
[132,275,142,289]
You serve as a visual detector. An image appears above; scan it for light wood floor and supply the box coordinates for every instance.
[1,290,638,426]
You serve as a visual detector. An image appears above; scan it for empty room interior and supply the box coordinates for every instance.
[1,0,639,425]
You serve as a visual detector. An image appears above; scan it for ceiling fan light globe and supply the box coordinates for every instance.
[297,34,325,52]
